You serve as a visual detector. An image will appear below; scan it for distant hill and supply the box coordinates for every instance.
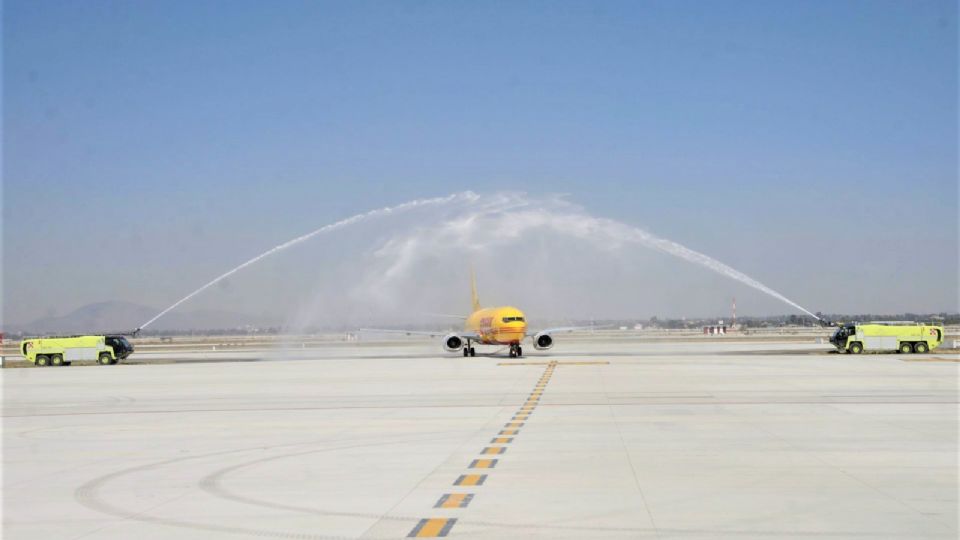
[6,301,280,335]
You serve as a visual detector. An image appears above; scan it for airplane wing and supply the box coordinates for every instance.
[360,328,481,340]
[525,324,613,337]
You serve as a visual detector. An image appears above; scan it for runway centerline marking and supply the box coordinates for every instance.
[453,474,486,486]
[435,494,473,509]
[408,517,457,537]
[409,360,603,538]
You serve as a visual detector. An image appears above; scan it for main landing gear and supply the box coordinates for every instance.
[509,343,523,358]
[462,342,476,357]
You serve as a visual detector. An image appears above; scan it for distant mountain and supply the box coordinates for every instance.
[7,301,280,334]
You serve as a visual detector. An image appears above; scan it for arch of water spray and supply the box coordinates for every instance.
[138,191,818,332]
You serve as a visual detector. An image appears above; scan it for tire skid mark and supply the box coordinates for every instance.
[75,435,452,540]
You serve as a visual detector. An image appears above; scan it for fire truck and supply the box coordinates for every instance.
[829,322,944,354]
[20,335,134,366]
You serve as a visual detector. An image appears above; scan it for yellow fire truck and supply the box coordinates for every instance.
[829,322,944,354]
[20,335,134,366]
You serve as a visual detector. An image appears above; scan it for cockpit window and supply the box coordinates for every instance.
[502,316,525,323]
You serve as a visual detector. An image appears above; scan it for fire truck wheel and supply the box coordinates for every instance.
[914,342,928,354]
[36,355,49,367]
[98,353,113,365]
[849,342,863,354]
[899,342,913,354]
[52,354,64,366]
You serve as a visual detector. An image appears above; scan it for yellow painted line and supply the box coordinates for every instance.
[454,474,487,486]
[408,517,457,537]
[491,437,513,444]
[505,422,524,428]
[497,362,552,366]
[500,429,519,435]
[434,493,473,509]
[469,458,498,469]
[481,446,506,455]
[903,357,960,362]
[513,415,529,420]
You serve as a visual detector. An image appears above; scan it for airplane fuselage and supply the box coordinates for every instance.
[466,306,527,345]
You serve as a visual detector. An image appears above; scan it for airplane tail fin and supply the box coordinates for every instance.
[470,268,481,313]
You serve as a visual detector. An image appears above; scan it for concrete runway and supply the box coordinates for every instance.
[3,340,957,539]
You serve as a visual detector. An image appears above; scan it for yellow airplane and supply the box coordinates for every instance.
[364,273,593,358]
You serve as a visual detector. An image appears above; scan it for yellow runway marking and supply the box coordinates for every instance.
[408,518,457,537]
[411,361,588,536]
[454,474,487,486]
[435,493,473,509]
[903,357,959,362]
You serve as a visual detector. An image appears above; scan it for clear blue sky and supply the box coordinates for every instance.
[4,0,958,323]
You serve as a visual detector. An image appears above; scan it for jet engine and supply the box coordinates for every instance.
[443,333,464,352]
[533,332,554,350]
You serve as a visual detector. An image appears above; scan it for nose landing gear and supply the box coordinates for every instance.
[509,343,523,358]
